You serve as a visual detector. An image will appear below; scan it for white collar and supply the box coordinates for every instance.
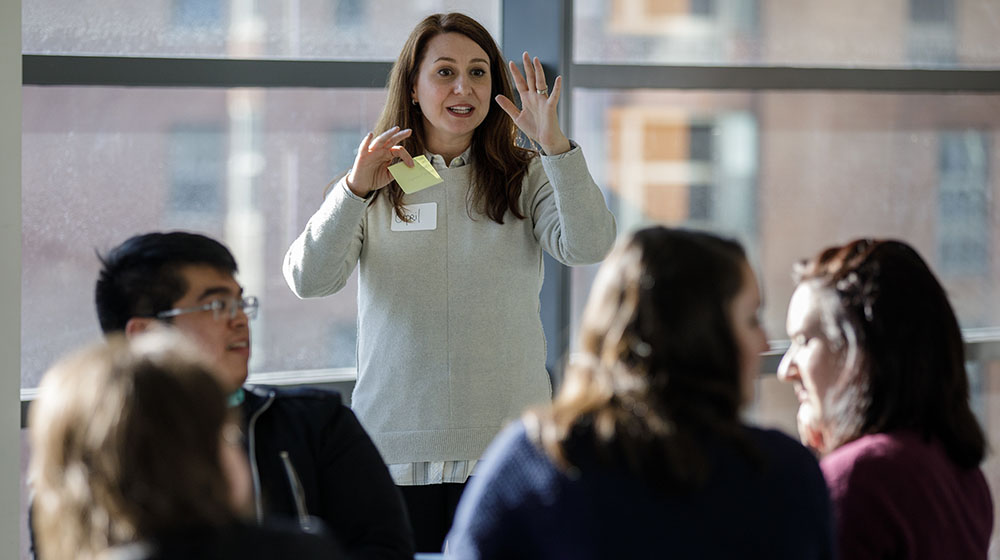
[425,145,473,169]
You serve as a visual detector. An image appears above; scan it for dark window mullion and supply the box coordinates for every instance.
[572,63,1000,92]
[22,54,393,88]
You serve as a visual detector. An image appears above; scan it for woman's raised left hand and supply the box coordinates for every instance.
[495,51,571,156]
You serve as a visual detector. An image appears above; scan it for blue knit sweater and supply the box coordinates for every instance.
[446,420,834,559]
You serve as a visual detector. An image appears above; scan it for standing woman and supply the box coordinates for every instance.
[778,239,993,559]
[283,12,616,551]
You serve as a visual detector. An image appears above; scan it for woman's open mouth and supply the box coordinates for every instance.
[447,105,474,116]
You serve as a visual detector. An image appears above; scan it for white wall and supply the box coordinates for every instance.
[1,0,22,556]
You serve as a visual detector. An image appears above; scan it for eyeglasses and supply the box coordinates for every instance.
[156,295,259,321]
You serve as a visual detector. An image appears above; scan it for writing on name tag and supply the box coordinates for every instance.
[390,202,437,232]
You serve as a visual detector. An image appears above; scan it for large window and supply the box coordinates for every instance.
[20,2,501,390]
[574,0,1000,68]
[21,86,392,387]
[571,89,1000,339]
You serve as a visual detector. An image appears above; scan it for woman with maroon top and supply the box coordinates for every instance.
[778,239,993,559]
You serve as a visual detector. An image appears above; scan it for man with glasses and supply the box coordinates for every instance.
[93,231,414,560]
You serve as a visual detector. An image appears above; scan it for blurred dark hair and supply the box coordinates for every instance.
[527,227,756,493]
[95,232,238,333]
[796,239,986,467]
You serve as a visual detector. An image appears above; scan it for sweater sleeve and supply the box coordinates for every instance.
[530,144,617,266]
[283,178,368,298]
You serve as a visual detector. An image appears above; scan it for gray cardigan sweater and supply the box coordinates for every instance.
[283,145,616,465]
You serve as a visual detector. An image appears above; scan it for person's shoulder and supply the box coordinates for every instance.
[485,420,537,463]
[743,426,828,496]
[745,425,818,465]
[244,384,347,422]
[459,419,563,519]
[822,431,933,491]
[741,427,831,530]
[821,433,937,508]
[246,384,344,406]
[822,432,910,474]
[478,419,557,482]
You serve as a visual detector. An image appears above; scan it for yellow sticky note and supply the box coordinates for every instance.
[388,155,444,194]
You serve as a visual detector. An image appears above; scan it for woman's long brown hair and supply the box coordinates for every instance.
[372,12,534,224]
[526,227,758,494]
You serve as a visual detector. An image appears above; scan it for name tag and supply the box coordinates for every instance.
[390,202,437,232]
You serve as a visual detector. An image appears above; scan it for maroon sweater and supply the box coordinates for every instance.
[821,431,993,559]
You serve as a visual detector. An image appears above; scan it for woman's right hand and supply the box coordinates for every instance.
[345,126,414,197]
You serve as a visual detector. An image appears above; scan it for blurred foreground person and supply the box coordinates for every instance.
[447,227,833,559]
[778,239,992,559]
[29,332,342,560]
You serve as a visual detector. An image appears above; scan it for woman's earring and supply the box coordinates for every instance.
[411,99,418,106]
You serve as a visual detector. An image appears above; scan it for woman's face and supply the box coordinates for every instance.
[411,32,493,155]
[730,262,769,403]
[777,281,847,440]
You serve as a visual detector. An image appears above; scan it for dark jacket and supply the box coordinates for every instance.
[242,385,414,560]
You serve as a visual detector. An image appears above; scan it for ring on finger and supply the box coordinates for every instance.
[536,88,548,96]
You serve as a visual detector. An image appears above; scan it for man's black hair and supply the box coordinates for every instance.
[95,232,238,333]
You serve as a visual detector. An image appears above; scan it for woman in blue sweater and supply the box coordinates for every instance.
[446,227,833,559]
